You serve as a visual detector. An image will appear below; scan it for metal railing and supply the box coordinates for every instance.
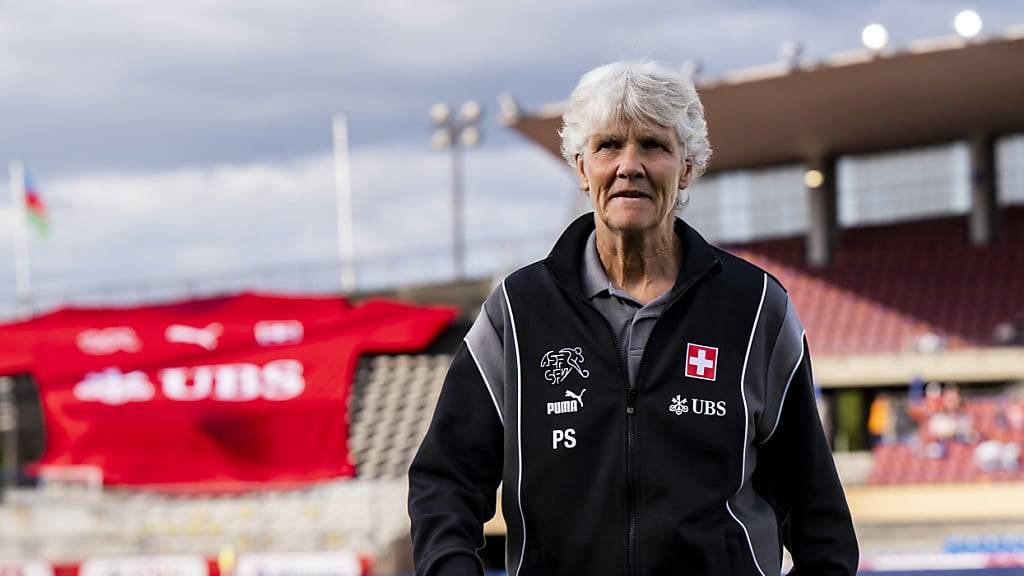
[0,230,561,321]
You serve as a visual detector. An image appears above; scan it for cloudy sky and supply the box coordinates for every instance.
[0,0,1020,317]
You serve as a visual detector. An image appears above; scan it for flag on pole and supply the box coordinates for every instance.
[9,160,34,316]
[24,171,48,237]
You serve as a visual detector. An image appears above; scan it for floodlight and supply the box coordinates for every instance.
[460,100,482,123]
[431,129,452,149]
[861,23,889,52]
[497,93,520,125]
[427,98,484,280]
[461,126,481,147]
[430,103,451,125]
[954,10,982,39]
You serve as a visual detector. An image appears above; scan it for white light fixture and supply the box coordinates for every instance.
[431,129,451,149]
[804,169,825,189]
[496,93,520,126]
[461,126,481,147]
[460,100,482,123]
[861,23,889,52]
[954,10,983,39]
[430,103,451,125]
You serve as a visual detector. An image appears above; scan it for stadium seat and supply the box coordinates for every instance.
[729,208,1024,355]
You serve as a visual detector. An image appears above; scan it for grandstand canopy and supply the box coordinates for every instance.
[506,30,1024,172]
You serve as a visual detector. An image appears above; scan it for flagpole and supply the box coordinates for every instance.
[332,114,357,294]
[8,161,32,318]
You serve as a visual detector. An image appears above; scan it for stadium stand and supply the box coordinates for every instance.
[730,207,1024,356]
[349,355,450,480]
[868,390,1024,486]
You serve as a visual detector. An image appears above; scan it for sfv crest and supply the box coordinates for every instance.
[541,346,590,385]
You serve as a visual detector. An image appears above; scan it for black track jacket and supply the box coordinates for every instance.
[409,214,858,576]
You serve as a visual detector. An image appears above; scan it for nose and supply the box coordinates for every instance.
[616,144,644,180]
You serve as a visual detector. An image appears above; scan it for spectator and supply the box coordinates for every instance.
[975,438,1003,472]
[975,431,1021,473]
[1006,402,1024,432]
[867,394,895,447]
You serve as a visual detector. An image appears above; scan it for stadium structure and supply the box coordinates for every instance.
[2,21,1024,576]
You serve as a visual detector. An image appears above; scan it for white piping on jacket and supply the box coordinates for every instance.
[726,272,769,576]
[502,279,527,576]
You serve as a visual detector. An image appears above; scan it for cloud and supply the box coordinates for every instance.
[1,0,1020,318]
[5,0,1018,176]
[0,140,574,316]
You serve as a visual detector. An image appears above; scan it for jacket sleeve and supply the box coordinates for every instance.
[408,295,506,576]
[759,299,859,576]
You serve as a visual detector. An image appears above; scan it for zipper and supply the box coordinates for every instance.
[547,256,721,576]
[625,387,638,574]
[623,257,720,576]
[584,304,633,575]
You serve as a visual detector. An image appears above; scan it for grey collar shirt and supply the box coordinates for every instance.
[581,230,681,388]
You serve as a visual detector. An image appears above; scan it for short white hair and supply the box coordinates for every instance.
[559,61,712,182]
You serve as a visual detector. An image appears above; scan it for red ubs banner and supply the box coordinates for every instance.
[0,293,455,489]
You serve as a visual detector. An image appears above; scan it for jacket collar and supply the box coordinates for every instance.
[543,212,723,299]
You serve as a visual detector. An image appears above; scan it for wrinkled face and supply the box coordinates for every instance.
[576,119,692,237]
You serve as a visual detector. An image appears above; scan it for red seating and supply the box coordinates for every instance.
[725,207,1024,356]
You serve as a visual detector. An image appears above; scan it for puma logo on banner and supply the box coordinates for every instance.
[166,323,223,350]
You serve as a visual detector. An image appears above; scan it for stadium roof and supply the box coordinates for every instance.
[504,28,1024,172]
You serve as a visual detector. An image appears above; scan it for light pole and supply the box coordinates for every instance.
[431,100,483,280]
[332,114,357,293]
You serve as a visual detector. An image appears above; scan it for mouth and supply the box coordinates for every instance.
[610,190,652,200]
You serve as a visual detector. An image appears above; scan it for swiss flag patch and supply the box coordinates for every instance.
[685,343,718,381]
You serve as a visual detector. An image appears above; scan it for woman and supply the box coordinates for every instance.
[409,61,858,576]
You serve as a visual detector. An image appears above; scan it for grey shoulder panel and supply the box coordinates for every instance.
[741,275,786,445]
[465,284,507,426]
[481,283,507,338]
[757,289,806,444]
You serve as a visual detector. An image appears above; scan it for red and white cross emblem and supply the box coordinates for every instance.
[685,343,718,381]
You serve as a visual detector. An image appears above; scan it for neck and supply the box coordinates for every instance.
[594,217,682,302]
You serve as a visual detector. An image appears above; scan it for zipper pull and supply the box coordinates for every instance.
[626,389,638,414]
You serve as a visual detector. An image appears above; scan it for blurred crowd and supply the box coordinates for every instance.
[868,380,1024,473]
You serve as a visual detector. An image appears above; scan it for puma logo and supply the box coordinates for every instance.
[547,388,587,416]
[165,323,223,350]
[565,388,586,407]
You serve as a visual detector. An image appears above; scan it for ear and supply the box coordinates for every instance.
[575,154,590,191]
[678,158,694,190]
